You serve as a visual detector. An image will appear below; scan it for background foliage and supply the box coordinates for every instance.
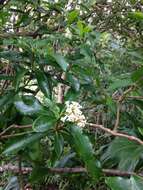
[0,0,143,189]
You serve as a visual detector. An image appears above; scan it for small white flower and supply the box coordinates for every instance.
[60,101,86,128]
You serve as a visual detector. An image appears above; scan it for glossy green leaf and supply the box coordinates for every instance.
[54,133,64,157]
[14,95,43,115]
[66,73,80,92]
[0,91,15,110]
[53,54,69,71]
[3,133,44,155]
[106,175,143,190]
[35,70,51,98]
[102,138,143,171]
[32,115,56,132]
[13,65,27,91]
[43,98,60,118]
[131,67,143,82]
[70,125,102,180]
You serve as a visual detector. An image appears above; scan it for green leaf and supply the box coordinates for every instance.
[30,166,49,183]
[53,53,69,71]
[13,65,27,91]
[32,115,56,132]
[131,67,143,82]
[0,91,15,110]
[27,142,42,161]
[3,133,44,155]
[35,70,51,98]
[43,98,60,118]
[0,75,13,80]
[106,175,143,190]
[132,99,143,110]
[70,125,102,181]
[108,78,132,91]
[102,138,143,171]
[138,127,143,136]
[67,10,79,24]
[66,73,80,92]
[129,12,143,21]
[14,95,43,115]
[54,133,64,157]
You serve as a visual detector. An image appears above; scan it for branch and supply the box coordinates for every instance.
[1,123,143,146]
[113,85,136,131]
[87,123,143,146]
[0,124,32,138]
[0,164,140,177]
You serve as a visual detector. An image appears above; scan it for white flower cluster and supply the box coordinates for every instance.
[60,101,86,128]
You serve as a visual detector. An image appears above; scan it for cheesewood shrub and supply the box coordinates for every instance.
[0,0,143,189]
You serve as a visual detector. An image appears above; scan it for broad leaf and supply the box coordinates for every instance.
[53,54,69,72]
[70,125,102,180]
[132,67,143,82]
[13,65,27,91]
[66,73,80,92]
[14,95,43,115]
[32,115,56,132]
[35,70,51,98]
[106,175,143,190]
[54,133,64,157]
[3,133,44,155]
[102,138,143,171]
[0,91,15,110]
[43,98,60,118]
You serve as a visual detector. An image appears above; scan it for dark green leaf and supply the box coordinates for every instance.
[102,138,143,171]
[30,166,49,183]
[32,115,56,132]
[43,98,60,118]
[3,133,44,155]
[106,175,143,190]
[54,133,64,157]
[14,95,43,115]
[35,70,51,98]
[0,91,15,110]
[70,125,102,180]
[0,75,13,80]
[66,73,80,92]
[53,54,69,71]
[132,67,143,82]
[13,65,27,91]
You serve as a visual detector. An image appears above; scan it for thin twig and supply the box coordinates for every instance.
[0,124,32,137]
[87,123,143,145]
[0,131,33,139]
[113,85,135,131]
[127,96,143,100]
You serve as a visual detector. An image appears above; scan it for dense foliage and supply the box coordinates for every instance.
[0,0,143,189]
